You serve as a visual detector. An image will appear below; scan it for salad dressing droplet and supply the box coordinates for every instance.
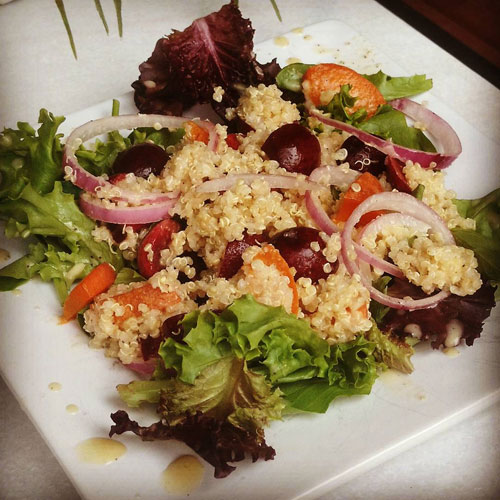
[286,57,302,65]
[443,347,460,358]
[66,404,79,414]
[76,438,126,464]
[162,455,204,495]
[291,27,303,34]
[48,382,62,391]
[444,319,463,347]
[274,36,289,47]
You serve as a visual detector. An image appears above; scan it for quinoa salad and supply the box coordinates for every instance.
[83,83,480,366]
[0,1,497,481]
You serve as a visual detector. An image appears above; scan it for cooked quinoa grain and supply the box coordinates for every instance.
[404,162,475,230]
[236,84,300,132]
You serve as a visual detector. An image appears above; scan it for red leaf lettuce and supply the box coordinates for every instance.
[132,1,280,117]
[110,409,275,479]
[382,279,496,348]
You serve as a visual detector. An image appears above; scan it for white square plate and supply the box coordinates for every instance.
[0,20,499,500]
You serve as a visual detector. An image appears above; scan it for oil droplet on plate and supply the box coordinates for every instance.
[291,27,303,34]
[273,36,289,47]
[162,455,204,495]
[48,382,62,391]
[66,404,79,415]
[303,34,313,41]
[286,57,302,65]
[76,438,126,465]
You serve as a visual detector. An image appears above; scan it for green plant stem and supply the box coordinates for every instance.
[54,0,77,59]
[94,0,109,34]
[269,0,282,22]
[113,0,123,37]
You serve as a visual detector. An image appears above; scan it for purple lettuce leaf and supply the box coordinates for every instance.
[132,1,280,117]
[382,278,496,348]
[109,410,275,478]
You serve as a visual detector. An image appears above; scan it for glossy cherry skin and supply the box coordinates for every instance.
[219,233,266,279]
[112,143,169,178]
[262,123,321,176]
[342,136,386,175]
[137,219,181,278]
[140,313,186,361]
[384,156,412,193]
[270,227,336,283]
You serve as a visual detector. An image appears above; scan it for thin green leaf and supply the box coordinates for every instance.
[54,0,77,59]
[94,0,109,34]
[113,0,123,37]
[269,0,282,22]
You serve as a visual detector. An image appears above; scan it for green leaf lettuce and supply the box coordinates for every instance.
[0,182,122,301]
[155,295,379,413]
[362,71,433,101]
[452,188,500,287]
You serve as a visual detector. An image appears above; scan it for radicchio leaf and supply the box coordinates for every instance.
[383,278,496,348]
[109,410,275,478]
[132,1,280,118]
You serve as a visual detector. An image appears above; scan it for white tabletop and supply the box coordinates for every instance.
[0,1,499,499]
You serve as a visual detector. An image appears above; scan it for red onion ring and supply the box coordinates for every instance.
[196,173,325,194]
[354,245,404,279]
[358,212,431,240]
[79,192,178,224]
[308,100,461,169]
[304,165,360,235]
[390,98,462,169]
[63,114,216,204]
[355,213,431,279]
[309,164,360,186]
[305,165,405,276]
[341,192,452,310]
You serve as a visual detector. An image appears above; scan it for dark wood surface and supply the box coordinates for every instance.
[403,0,500,67]
[377,0,500,87]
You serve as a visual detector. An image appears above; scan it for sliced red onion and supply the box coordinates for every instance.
[95,184,179,206]
[308,102,461,169]
[358,212,431,240]
[304,165,361,235]
[79,193,178,224]
[309,164,360,186]
[196,173,325,194]
[354,244,404,279]
[390,98,462,169]
[355,213,431,279]
[341,192,452,310]
[304,166,437,280]
[63,114,215,204]
[304,191,340,235]
[305,165,400,275]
